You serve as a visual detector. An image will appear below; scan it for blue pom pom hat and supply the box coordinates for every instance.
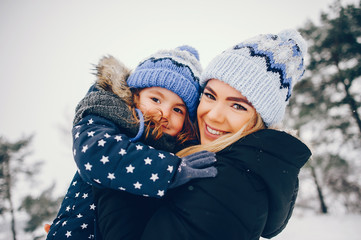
[127,45,202,121]
[201,29,308,127]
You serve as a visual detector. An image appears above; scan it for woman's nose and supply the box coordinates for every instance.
[207,103,224,122]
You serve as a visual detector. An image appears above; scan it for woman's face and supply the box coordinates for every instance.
[197,79,257,145]
[137,87,187,136]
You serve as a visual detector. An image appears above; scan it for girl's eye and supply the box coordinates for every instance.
[173,108,184,115]
[232,104,247,111]
[203,92,215,100]
[151,97,160,103]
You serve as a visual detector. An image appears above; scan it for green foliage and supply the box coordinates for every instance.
[0,135,61,239]
[19,183,62,233]
[0,135,33,216]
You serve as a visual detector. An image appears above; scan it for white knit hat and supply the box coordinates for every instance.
[201,29,308,127]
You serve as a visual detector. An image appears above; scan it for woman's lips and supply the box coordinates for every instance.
[205,124,227,137]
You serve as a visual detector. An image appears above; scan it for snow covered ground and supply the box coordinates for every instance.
[1,213,360,239]
[263,213,361,240]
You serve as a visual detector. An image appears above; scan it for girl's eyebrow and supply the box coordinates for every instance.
[149,89,165,98]
[150,89,186,108]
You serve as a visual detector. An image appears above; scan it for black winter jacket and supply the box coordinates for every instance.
[141,129,311,240]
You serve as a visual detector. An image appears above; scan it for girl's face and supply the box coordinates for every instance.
[137,87,187,136]
[197,79,257,145]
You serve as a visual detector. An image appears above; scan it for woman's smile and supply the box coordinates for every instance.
[197,79,257,145]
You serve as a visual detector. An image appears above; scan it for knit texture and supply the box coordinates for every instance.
[201,29,307,127]
[127,45,202,120]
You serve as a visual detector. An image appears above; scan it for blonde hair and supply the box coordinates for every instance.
[177,112,266,157]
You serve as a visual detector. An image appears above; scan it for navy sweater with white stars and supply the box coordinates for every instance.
[73,115,180,198]
[46,89,183,240]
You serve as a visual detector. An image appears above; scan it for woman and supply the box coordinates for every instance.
[140,29,312,240]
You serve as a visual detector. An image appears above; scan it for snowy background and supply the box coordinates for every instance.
[1,0,360,239]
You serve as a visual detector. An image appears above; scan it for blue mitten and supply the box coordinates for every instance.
[169,150,217,189]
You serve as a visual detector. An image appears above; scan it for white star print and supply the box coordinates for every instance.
[82,193,88,199]
[98,139,106,146]
[150,173,159,182]
[77,213,83,218]
[114,135,122,142]
[167,165,174,173]
[94,179,101,184]
[65,231,72,238]
[62,221,67,226]
[100,156,109,164]
[104,133,111,138]
[144,157,152,165]
[158,153,165,159]
[84,162,92,171]
[134,182,142,189]
[107,173,116,180]
[72,181,77,186]
[74,125,81,129]
[87,131,95,137]
[73,149,76,156]
[87,118,94,125]
[81,145,88,153]
[66,206,71,212]
[75,132,80,139]
[90,204,96,210]
[126,164,135,173]
[119,187,126,191]
[157,190,165,197]
[75,192,80,198]
[81,223,88,229]
[136,144,143,150]
[119,148,127,156]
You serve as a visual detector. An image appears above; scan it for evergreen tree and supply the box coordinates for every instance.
[19,184,62,240]
[0,136,61,239]
[288,0,361,213]
[0,136,33,240]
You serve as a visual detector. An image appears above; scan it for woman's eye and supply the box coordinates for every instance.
[151,97,160,103]
[204,92,215,100]
[232,104,247,111]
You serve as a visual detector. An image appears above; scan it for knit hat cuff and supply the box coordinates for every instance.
[201,52,287,126]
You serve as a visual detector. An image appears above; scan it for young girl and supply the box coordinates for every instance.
[45,46,217,239]
[137,29,312,239]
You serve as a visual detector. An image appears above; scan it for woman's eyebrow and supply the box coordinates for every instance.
[226,96,252,106]
[204,86,216,96]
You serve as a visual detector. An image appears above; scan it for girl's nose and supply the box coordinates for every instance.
[159,106,171,120]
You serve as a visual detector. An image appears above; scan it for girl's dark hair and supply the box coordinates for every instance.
[130,88,197,144]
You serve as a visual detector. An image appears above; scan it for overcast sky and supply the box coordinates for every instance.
[0,0,358,197]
